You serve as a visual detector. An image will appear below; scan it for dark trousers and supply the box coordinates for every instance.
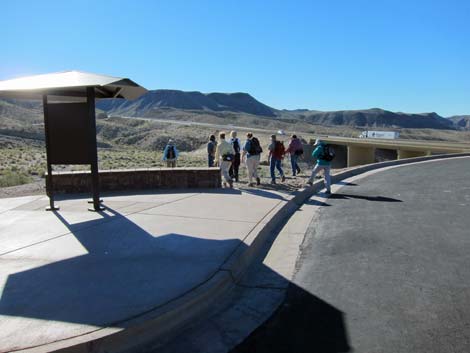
[208,154,215,167]
[290,154,301,175]
[270,157,284,181]
[229,153,241,181]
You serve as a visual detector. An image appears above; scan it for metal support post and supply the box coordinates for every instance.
[86,87,105,212]
[43,95,59,211]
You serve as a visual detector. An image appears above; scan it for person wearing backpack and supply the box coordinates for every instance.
[306,139,333,194]
[229,131,241,182]
[215,132,235,188]
[286,134,303,176]
[207,134,217,167]
[162,139,179,168]
[268,134,286,185]
[242,132,262,186]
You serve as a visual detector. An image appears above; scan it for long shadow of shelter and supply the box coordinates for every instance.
[0,207,241,327]
[231,283,351,353]
[0,204,351,352]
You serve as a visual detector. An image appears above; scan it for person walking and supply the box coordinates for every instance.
[242,132,262,186]
[268,134,286,184]
[229,131,241,182]
[162,139,179,168]
[207,134,217,167]
[306,139,332,194]
[285,134,303,176]
[215,132,235,188]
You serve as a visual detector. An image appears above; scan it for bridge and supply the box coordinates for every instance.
[307,136,470,167]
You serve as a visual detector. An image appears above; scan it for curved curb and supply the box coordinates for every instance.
[219,152,470,283]
[17,153,470,353]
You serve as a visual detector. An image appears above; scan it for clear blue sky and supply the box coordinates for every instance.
[1,0,469,116]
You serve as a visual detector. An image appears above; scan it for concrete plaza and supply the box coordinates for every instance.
[0,188,289,352]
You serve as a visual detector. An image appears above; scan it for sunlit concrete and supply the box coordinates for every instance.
[0,188,288,352]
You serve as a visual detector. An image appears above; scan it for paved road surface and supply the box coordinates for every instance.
[232,158,470,353]
[121,116,281,135]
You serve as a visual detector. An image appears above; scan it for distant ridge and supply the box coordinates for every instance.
[301,108,455,130]
[448,115,470,130]
[97,89,277,117]
[96,90,457,130]
[0,91,466,130]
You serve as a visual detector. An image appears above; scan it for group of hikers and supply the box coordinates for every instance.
[162,131,334,193]
[207,131,263,188]
[206,131,334,192]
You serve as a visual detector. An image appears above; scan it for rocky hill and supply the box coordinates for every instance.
[96,90,277,117]
[448,115,470,130]
[95,90,457,130]
[0,99,42,124]
[298,108,455,130]
[0,92,465,132]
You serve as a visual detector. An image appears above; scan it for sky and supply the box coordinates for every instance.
[1,0,469,116]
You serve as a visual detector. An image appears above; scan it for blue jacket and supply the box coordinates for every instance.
[162,144,179,161]
[312,143,331,166]
[243,139,253,157]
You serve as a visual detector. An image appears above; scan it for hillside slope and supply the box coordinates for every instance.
[448,115,470,130]
[96,90,277,117]
[96,90,456,130]
[0,99,42,124]
[0,94,464,132]
[299,108,454,130]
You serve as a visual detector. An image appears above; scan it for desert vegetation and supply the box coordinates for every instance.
[1,97,470,189]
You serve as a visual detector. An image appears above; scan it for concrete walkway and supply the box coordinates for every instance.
[0,188,289,352]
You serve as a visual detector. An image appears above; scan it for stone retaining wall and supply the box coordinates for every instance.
[46,168,221,193]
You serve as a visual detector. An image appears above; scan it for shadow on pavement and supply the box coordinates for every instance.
[335,181,358,186]
[304,199,331,207]
[225,197,350,353]
[0,204,351,352]
[0,207,242,328]
[330,193,402,202]
[230,283,351,353]
[239,188,288,201]
[53,188,244,201]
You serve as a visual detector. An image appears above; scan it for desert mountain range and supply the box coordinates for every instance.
[1,89,469,130]
[95,89,466,130]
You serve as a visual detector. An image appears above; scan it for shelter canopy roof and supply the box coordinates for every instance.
[0,70,147,100]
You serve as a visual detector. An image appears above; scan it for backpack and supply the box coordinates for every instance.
[273,141,285,159]
[321,144,335,162]
[249,137,263,155]
[166,145,176,160]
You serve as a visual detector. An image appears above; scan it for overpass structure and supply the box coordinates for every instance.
[313,136,470,167]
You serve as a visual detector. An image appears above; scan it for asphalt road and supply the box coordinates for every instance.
[232,158,470,353]
[121,116,282,135]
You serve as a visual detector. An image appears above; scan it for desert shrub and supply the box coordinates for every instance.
[0,170,33,187]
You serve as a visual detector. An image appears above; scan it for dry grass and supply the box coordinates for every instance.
[2,112,470,188]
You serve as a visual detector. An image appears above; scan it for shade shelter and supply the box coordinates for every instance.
[0,71,147,211]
